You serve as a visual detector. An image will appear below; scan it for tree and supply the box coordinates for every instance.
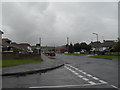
[113,39,120,52]
[80,42,91,51]
[86,45,91,51]
[80,42,87,49]
[68,43,74,53]
[74,43,81,52]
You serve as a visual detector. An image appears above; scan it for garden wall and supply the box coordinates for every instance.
[2,52,41,60]
[105,52,120,56]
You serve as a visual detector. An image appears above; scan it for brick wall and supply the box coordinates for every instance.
[2,52,41,60]
[105,52,120,56]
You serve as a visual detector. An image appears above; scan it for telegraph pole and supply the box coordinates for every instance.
[93,33,99,54]
[66,37,69,53]
[67,37,69,45]
[39,37,41,47]
[39,37,41,54]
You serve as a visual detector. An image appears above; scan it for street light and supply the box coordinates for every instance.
[93,33,99,54]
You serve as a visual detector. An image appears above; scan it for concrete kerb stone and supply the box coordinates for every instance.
[2,64,64,76]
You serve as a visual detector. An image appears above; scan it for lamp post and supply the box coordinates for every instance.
[93,33,99,54]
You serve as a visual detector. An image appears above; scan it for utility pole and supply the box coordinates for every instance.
[66,37,69,53]
[39,37,41,47]
[102,36,104,41]
[39,37,41,54]
[67,37,69,45]
[93,33,99,54]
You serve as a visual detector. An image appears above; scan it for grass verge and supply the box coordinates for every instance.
[90,55,120,59]
[1,59,43,68]
[44,54,49,56]
[48,57,56,59]
[57,52,64,54]
[64,53,85,56]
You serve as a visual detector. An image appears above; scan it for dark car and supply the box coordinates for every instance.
[49,51,56,56]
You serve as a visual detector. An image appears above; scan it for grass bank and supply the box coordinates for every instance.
[90,55,120,59]
[1,59,43,68]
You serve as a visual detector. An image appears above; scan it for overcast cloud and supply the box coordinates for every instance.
[2,2,118,46]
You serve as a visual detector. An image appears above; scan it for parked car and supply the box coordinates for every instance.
[49,51,56,56]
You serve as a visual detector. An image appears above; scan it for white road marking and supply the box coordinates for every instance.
[88,81,96,85]
[29,83,105,88]
[82,72,87,75]
[99,80,107,84]
[65,64,119,89]
[66,64,88,75]
[64,66,96,84]
[92,77,99,80]
[78,75,83,78]
[86,74,93,77]
[82,78,89,81]
[64,66,79,76]
[110,85,118,89]
[65,64,108,84]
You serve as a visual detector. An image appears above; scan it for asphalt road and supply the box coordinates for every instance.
[2,54,118,88]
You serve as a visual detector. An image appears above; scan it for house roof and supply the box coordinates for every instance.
[2,38,12,47]
[89,40,117,48]
[18,43,31,50]
[89,41,102,48]
[11,42,20,49]
[102,40,116,47]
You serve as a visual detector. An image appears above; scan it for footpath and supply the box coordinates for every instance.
[2,54,65,76]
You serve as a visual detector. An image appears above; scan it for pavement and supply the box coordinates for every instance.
[2,54,65,76]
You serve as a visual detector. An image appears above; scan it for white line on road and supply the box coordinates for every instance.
[65,64,119,89]
[92,77,99,80]
[29,83,105,88]
[82,78,89,81]
[78,75,83,78]
[99,80,107,84]
[88,81,96,85]
[64,66,81,76]
[65,64,107,83]
[86,74,93,77]
[64,66,96,85]
[110,85,119,89]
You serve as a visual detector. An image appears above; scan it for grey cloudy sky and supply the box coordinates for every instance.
[2,2,118,46]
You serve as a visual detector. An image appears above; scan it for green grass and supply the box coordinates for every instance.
[90,55,120,59]
[57,52,64,54]
[48,57,56,59]
[64,53,85,56]
[1,59,43,68]
[44,54,49,56]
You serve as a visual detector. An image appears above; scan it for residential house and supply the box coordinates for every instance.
[89,41,102,51]
[2,38,12,52]
[2,38,33,53]
[102,40,117,51]
[18,43,33,53]
[89,40,117,52]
